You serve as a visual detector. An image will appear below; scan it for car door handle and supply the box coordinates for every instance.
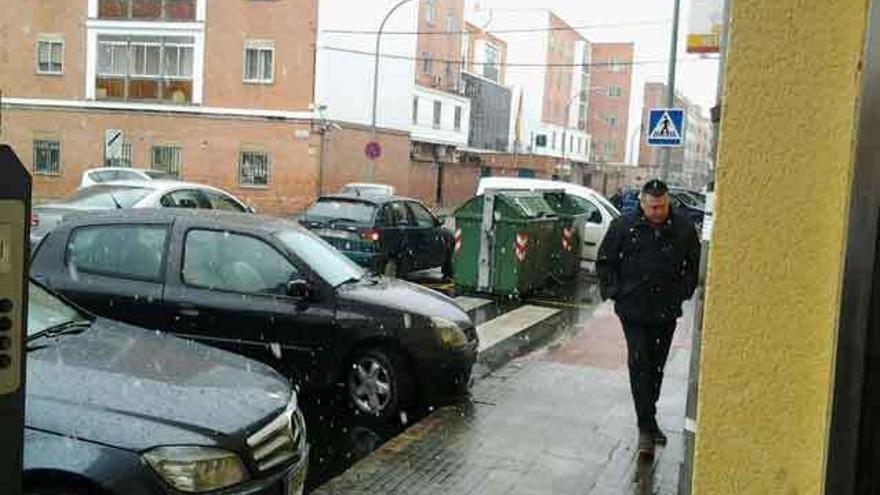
[178,308,200,317]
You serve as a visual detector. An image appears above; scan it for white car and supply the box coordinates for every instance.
[32,180,253,246]
[477,177,621,262]
[340,183,396,197]
[79,167,175,188]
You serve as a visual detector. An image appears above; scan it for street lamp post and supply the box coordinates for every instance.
[370,0,418,137]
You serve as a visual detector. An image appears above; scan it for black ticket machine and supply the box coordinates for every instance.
[0,144,31,495]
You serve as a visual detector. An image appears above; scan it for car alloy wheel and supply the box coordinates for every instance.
[349,356,394,416]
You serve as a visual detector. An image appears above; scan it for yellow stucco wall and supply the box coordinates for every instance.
[692,1,868,494]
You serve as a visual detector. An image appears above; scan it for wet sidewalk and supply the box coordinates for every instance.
[313,302,693,495]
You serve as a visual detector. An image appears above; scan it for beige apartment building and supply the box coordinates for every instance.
[0,0,421,214]
[587,42,634,164]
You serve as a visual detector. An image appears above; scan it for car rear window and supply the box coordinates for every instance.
[306,200,377,224]
[64,186,151,209]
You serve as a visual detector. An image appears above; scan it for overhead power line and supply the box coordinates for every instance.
[319,45,719,69]
[321,19,672,36]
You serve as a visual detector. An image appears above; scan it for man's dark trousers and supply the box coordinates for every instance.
[621,320,677,431]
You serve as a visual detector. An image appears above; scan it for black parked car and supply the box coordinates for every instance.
[31,209,478,419]
[298,195,453,278]
[24,280,308,495]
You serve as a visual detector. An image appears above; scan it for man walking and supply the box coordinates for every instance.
[596,179,700,452]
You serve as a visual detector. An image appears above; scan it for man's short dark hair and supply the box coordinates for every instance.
[642,179,669,197]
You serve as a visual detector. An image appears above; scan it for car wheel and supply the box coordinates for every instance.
[347,347,413,420]
[382,259,399,278]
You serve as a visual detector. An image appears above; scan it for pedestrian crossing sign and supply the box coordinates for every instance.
[647,108,685,147]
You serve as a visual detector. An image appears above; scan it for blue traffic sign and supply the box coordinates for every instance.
[647,108,685,147]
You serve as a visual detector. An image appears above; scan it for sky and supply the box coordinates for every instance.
[475,0,721,162]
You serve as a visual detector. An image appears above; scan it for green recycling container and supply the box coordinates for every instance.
[543,192,589,280]
[453,191,557,297]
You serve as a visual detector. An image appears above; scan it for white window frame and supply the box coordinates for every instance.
[243,40,275,84]
[36,36,65,75]
[608,86,622,98]
[483,43,500,82]
[87,25,205,104]
[445,12,455,33]
[425,0,437,24]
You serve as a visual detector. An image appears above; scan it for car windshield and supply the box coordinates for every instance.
[594,194,621,218]
[27,282,90,337]
[306,200,377,224]
[60,186,151,209]
[275,228,366,287]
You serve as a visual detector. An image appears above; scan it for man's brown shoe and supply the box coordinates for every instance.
[638,431,654,454]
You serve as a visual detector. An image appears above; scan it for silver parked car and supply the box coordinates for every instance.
[31,180,254,246]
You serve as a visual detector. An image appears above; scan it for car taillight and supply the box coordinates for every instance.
[30,213,39,227]
[361,229,381,242]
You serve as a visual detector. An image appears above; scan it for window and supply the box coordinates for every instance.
[382,202,413,227]
[570,135,574,151]
[607,115,618,127]
[98,0,196,21]
[481,166,492,177]
[518,168,536,178]
[204,191,247,212]
[552,131,557,150]
[425,0,437,23]
[603,141,617,153]
[239,150,271,187]
[610,56,625,72]
[413,97,419,124]
[433,100,442,129]
[160,189,211,209]
[67,225,168,281]
[151,145,181,177]
[408,202,437,228]
[96,35,195,103]
[483,44,500,82]
[33,139,60,175]
[183,230,299,295]
[445,61,453,81]
[572,197,603,224]
[106,140,133,168]
[244,41,274,84]
[275,229,365,287]
[454,106,462,131]
[445,13,455,32]
[36,38,63,75]
[422,52,433,75]
[608,86,623,98]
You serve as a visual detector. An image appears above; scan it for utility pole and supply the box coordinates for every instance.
[661,0,683,181]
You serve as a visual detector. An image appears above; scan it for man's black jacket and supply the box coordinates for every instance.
[596,209,701,323]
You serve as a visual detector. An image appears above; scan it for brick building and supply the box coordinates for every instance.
[1,0,327,214]
[587,42,634,164]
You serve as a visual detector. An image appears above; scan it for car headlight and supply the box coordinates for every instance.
[431,317,468,348]
[143,446,249,493]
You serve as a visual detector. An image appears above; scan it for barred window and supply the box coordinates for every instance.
[34,140,61,175]
[239,150,270,187]
[151,145,181,177]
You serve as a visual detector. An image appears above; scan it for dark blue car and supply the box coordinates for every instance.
[610,186,705,229]
[299,195,454,278]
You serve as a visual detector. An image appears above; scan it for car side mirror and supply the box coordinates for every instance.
[286,279,312,299]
